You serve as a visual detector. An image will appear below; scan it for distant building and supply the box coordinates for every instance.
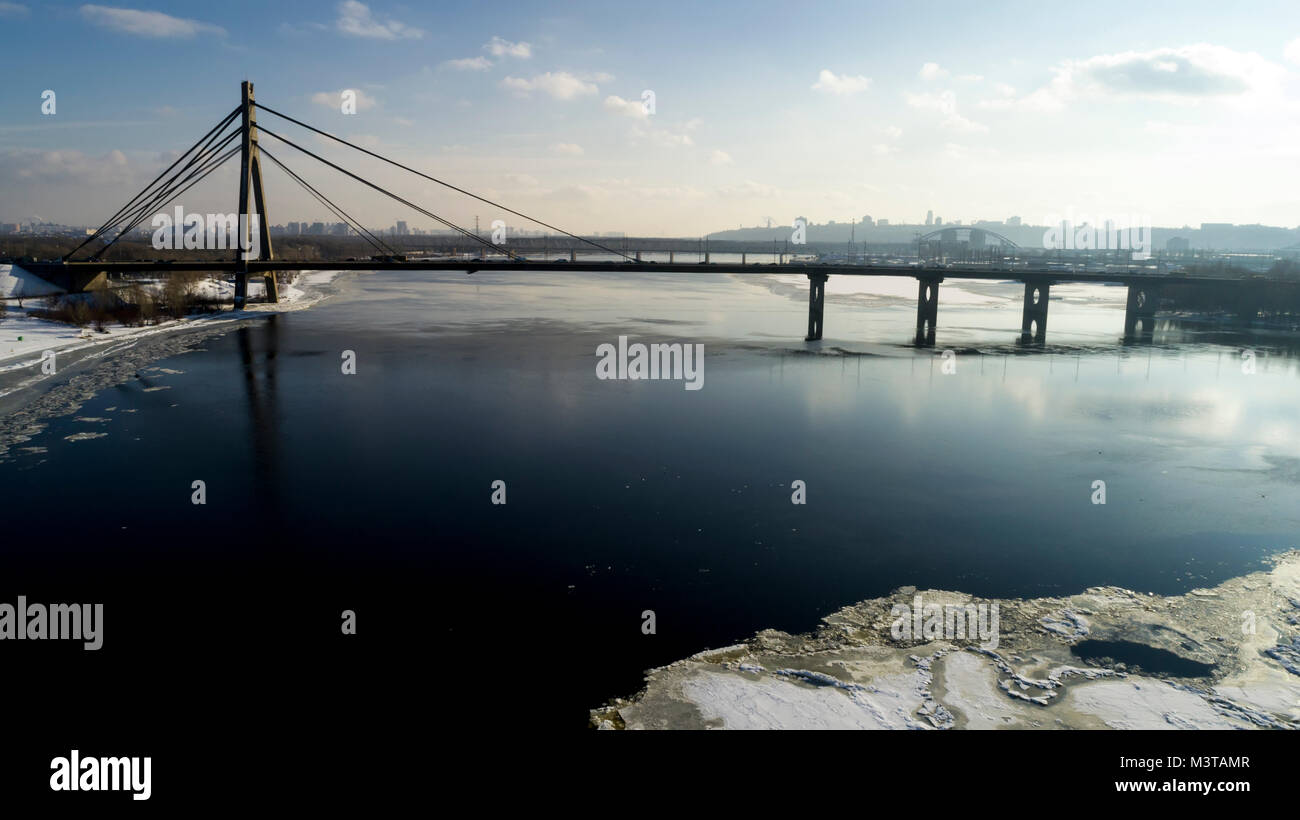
[395,220,409,236]
[1166,236,1190,254]
[1006,216,1021,226]
[925,210,933,226]
[861,215,873,227]
[877,218,889,226]
[1198,222,1233,249]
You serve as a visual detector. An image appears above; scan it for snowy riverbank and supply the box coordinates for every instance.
[0,265,345,390]
[0,266,349,458]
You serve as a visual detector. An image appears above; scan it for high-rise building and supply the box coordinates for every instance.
[925,210,933,226]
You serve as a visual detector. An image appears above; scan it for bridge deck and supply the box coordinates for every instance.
[17,259,1258,288]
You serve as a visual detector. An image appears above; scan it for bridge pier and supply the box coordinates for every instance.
[1123,283,1160,340]
[570,249,576,262]
[1020,282,1050,344]
[915,278,941,346]
[635,250,642,262]
[805,273,828,341]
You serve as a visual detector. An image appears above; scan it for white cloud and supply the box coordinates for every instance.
[647,128,693,147]
[920,62,948,80]
[444,56,491,71]
[603,94,648,119]
[0,2,28,16]
[717,180,780,199]
[1285,38,1300,65]
[709,150,733,165]
[311,89,378,111]
[905,90,988,132]
[881,125,903,139]
[503,72,598,100]
[484,36,531,58]
[550,142,584,156]
[811,69,871,95]
[79,4,224,37]
[983,44,1287,111]
[871,144,895,156]
[336,1,422,40]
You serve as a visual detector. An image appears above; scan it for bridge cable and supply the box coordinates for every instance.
[259,145,399,257]
[68,107,240,259]
[91,132,242,259]
[101,129,241,242]
[94,140,244,257]
[66,106,241,260]
[95,142,241,259]
[83,128,241,260]
[253,103,637,262]
[255,124,522,260]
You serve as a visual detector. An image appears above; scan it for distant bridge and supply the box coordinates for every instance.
[23,82,1295,347]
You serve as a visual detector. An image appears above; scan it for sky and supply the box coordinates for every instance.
[1,0,1299,236]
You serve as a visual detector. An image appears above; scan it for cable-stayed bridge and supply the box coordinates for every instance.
[21,82,1295,346]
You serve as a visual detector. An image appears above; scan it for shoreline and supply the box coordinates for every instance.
[593,550,1300,730]
[0,269,350,460]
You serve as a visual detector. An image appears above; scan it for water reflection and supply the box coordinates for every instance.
[238,315,280,519]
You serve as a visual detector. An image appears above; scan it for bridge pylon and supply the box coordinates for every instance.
[235,81,276,308]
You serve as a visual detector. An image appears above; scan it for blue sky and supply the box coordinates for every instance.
[2,0,1299,234]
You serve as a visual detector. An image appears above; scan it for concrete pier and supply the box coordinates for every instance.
[1124,283,1160,340]
[915,278,941,346]
[1020,282,1050,344]
[805,273,828,341]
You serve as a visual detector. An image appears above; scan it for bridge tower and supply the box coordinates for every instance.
[235,80,277,308]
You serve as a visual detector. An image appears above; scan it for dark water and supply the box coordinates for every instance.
[1072,640,1217,678]
[4,269,1300,732]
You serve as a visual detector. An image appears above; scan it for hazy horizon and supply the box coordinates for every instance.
[2,0,1299,237]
